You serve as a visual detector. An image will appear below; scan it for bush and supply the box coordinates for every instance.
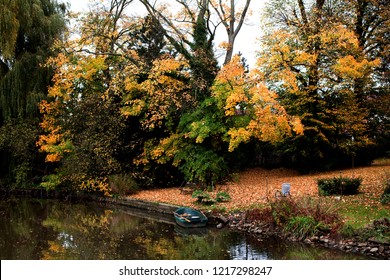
[284,216,321,240]
[269,198,342,239]
[380,178,390,205]
[215,191,231,202]
[340,223,357,239]
[243,198,343,239]
[192,189,215,205]
[108,174,139,196]
[317,177,362,196]
[357,218,390,244]
[192,190,231,205]
[244,207,274,225]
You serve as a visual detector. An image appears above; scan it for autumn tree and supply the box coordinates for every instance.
[38,0,188,192]
[0,0,66,188]
[140,0,218,103]
[138,54,303,186]
[133,0,259,185]
[38,0,137,193]
[349,0,390,157]
[258,0,380,169]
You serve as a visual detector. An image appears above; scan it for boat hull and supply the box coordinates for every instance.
[174,207,208,228]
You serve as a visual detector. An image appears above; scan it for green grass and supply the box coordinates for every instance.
[338,204,390,229]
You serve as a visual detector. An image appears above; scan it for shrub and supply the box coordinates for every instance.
[108,174,139,196]
[192,190,232,205]
[215,191,231,202]
[284,216,321,240]
[243,198,342,239]
[270,198,342,239]
[192,189,215,205]
[340,223,357,239]
[317,176,362,196]
[41,173,63,190]
[357,218,390,244]
[380,178,390,205]
[80,177,111,196]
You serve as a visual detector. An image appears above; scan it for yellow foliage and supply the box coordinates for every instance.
[120,99,146,117]
[212,55,304,151]
[227,128,252,152]
[334,56,380,79]
[45,153,62,163]
[212,55,248,116]
[218,41,231,50]
[121,56,191,129]
[80,177,111,196]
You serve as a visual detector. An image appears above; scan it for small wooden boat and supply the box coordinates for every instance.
[173,207,208,228]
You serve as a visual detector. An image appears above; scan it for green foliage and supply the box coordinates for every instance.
[338,204,390,229]
[317,177,362,196]
[172,97,229,186]
[0,0,66,121]
[357,218,390,244]
[12,162,32,189]
[108,174,139,196]
[284,216,322,240]
[268,198,342,240]
[340,223,357,239]
[192,190,231,205]
[176,144,228,187]
[40,174,63,191]
[0,120,40,188]
[215,191,231,202]
[191,189,215,205]
[380,178,390,205]
[0,0,66,189]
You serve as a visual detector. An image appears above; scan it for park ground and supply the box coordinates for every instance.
[129,158,390,227]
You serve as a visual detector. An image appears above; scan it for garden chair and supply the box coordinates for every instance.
[275,183,291,198]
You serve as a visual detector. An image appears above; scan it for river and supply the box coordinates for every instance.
[0,197,367,260]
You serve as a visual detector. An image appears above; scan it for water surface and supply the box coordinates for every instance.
[0,197,367,260]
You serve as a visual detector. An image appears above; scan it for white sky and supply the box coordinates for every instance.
[64,0,267,67]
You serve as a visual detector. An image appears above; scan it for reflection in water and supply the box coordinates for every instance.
[0,198,367,260]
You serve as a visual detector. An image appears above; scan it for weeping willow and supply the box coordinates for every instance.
[0,0,66,188]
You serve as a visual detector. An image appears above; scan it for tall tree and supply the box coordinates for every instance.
[140,0,219,103]
[350,0,390,156]
[0,0,66,121]
[38,0,185,192]
[37,0,138,192]
[0,0,66,188]
[210,0,252,65]
[259,0,380,169]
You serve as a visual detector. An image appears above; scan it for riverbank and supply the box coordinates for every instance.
[129,159,390,212]
[96,194,389,259]
[2,187,389,259]
[226,211,390,259]
[2,160,389,259]
[126,159,390,259]
[79,193,390,259]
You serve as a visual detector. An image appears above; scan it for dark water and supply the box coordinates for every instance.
[0,197,367,260]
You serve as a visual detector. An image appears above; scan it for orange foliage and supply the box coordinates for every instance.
[212,55,303,152]
[121,56,191,129]
[130,160,390,211]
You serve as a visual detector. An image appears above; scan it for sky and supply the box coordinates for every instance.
[64,0,268,67]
